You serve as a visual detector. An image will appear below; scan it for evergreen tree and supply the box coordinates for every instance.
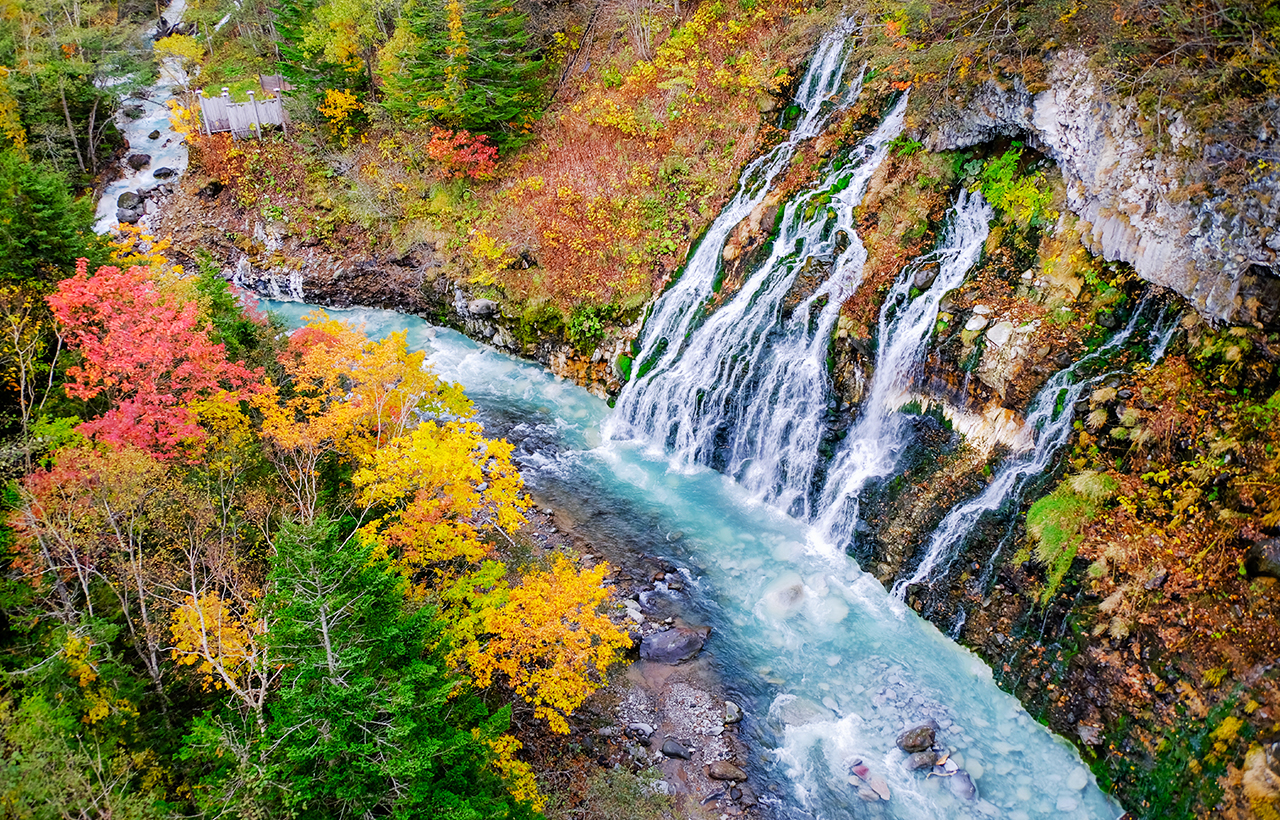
[0,148,107,288]
[256,519,538,820]
[379,0,546,149]
[271,0,357,104]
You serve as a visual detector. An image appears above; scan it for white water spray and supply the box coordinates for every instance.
[813,190,993,549]
[610,94,909,515]
[607,19,867,451]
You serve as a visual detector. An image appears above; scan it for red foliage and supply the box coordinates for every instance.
[425,128,498,180]
[47,259,263,458]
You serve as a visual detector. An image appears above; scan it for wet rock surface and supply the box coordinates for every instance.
[923,51,1280,325]
[639,626,710,664]
[896,723,936,752]
[494,488,760,818]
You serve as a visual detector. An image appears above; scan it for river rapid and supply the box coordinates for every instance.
[265,300,1123,820]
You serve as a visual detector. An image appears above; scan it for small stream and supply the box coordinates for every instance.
[94,0,191,233]
[264,300,1123,820]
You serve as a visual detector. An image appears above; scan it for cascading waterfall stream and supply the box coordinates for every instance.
[609,17,866,438]
[891,299,1177,598]
[246,19,1160,818]
[608,42,997,551]
[94,0,192,232]
[265,299,1125,819]
[812,190,992,549]
[610,94,908,515]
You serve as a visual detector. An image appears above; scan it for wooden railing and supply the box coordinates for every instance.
[196,82,288,139]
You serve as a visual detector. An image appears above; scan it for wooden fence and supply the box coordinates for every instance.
[196,86,288,139]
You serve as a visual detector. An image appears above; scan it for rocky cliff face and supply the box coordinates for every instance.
[923,50,1280,328]
[154,185,633,399]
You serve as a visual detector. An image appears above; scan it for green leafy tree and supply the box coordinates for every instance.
[2,0,149,180]
[272,0,373,106]
[379,0,546,148]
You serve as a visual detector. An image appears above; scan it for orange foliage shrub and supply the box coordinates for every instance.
[479,0,818,309]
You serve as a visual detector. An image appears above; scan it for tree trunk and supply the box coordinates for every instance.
[85,96,100,175]
[59,79,86,173]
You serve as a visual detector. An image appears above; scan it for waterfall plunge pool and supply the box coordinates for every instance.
[264,300,1123,820]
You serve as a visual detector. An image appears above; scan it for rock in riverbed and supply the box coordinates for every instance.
[640,626,709,664]
[905,750,938,770]
[896,723,936,753]
[706,761,747,781]
[660,738,691,760]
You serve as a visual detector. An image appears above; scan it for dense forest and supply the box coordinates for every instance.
[1,0,1279,817]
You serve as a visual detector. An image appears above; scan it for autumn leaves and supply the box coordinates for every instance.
[6,255,629,815]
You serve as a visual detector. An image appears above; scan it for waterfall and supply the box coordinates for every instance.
[890,299,1172,598]
[265,298,1126,820]
[610,25,995,544]
[606,18,871,460]
[610,97,908,508]
[813,190,993,549]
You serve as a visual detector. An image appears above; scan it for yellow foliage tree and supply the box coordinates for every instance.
[170,591,274,732]
[0,67,27,150]
[0,284,50,467]
[253,312,472,521]
[352,419,526,581]
[476,732,544,812]
[450,555,630,733]
[153,33,204,80]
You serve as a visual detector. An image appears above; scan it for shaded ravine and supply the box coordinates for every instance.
[265,300,1123,820]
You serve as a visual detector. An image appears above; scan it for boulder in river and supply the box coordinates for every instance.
[905,750,938,770]
[724,700,743,724]
[148,129,161,140]
[706,761,747,781]
[896,724,936,753]
[948,770,977,800]
[659,738,691,760]
[639,626,709,664]
[913,263,939,291]
[116,191,142,210]
[153,166,177,179]
[116,207,142,224]
[127,154,151,170]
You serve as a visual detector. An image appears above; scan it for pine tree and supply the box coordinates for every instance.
[0,149,106,287]
[379,0,546,149]
[271,0,359,104]
[257,519,539,820]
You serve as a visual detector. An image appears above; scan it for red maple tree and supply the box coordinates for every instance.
[47,259,263,458]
